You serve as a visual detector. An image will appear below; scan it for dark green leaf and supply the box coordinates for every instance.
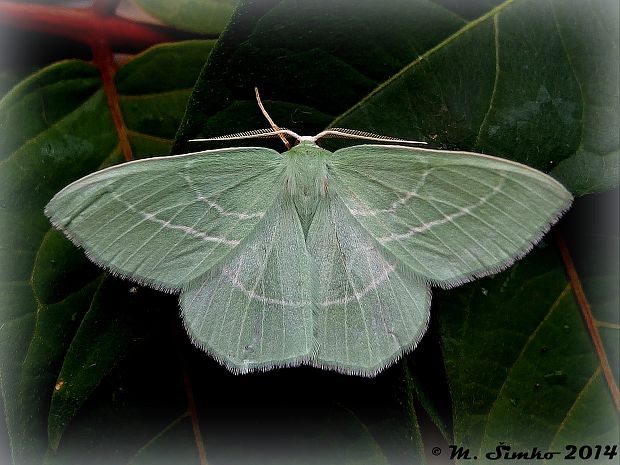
[195,405,392,465]
[48,278,133,450]
[127,413,200,465]
[42,309,189,465]
[561,190,620,386]
[438,246,619,462]
[0,40,215,463]
[134,0,239,35]
[0,314,36,464]
[546,375,619,465]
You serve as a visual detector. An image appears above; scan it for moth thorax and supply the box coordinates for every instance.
[285,160,328,233]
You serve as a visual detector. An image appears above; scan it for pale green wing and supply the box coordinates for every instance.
[45,147,285,291]
[307,196,430,376]
[181,195,316,373]
[329,145,573,287]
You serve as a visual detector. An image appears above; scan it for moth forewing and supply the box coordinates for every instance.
[44,147,286,292]
[329,144,573,288]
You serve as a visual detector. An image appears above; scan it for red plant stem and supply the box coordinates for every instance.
[0,0,173,50]
[91,40,133,162]
[173,322,208,465]
[181,359,209,465]
[556,231,620,414]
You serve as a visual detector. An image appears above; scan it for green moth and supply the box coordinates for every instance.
[45,125,572,376]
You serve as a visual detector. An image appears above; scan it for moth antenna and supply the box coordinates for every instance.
[255,87,291,149]
[314,128,427,145]
[189,128,301,143]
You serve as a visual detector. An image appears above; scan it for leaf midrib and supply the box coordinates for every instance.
[547,367,602,449]
[328,0,517,128]
[477,283,572,449]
